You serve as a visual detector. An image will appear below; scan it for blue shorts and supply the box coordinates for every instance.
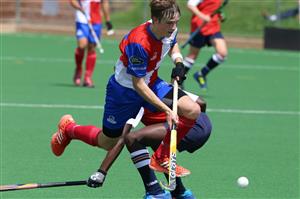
[75,22,102,43]
[144,79,173,112]
[189,32,224,48]
[102,76,172,136]
[178,113,212,153]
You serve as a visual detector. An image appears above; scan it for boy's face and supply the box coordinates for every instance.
[153,14,180,38]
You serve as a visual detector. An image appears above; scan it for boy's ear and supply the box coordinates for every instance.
[152,16,159,24]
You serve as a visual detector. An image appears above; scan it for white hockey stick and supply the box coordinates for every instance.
[81,11,104,54]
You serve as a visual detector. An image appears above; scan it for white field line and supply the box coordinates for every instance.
[1,56,299,71]
[9,34,300,58]
[212,48,299,58]
[0,103,104,110]
[0,102,299,116]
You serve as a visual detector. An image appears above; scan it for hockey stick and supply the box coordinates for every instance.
[0,180,86,192]
[181,0,229,49]
[160,80,178,191]
[126,107,144,128]
[81,11,104,54]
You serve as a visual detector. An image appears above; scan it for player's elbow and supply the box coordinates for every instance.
[132,77,144,92]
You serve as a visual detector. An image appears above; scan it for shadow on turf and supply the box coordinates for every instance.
[51,83,86,88]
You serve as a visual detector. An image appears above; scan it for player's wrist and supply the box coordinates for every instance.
[106,21,113,30]
[171,53,183,63]
[171,62,186,85]
[97,169,107,175]
[175,62,184,68]
[106,21,114,35]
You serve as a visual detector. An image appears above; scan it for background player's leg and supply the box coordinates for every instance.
[183,45,200,74]
[195,37,227,89]
[84,44,97,87]
[74,38,87,86]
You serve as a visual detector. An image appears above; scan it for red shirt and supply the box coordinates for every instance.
[190,0,222,35]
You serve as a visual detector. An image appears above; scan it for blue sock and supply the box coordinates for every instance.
[130,149,163,195]
[201,58,219,76]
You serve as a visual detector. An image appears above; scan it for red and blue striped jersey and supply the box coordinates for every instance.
[114,21,178,89]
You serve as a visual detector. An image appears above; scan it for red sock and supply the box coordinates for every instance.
[154,117,196,159]
[65,123,101,147]
[85,51,97,79]
[75,47,85,73]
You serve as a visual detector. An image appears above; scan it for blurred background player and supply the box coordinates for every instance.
[69,0,114,88]
[182,0,228,90]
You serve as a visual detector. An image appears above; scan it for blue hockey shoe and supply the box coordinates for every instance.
[144,190,172,199]
[193,72,207,90]
[173,189,195,199]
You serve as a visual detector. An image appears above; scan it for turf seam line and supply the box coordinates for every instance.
[1,102,299,116]
[1,56,299,71]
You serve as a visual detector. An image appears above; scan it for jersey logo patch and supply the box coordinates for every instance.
[129,56,144,65]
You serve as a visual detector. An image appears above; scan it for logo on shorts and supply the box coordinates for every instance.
[129,56,144,65]
[146,180,158,186]
[107,115,117,124]
[76,29,83,37]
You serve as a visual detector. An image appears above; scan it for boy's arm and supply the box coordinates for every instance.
[101,0,111,22]
[132,76,177,128]
[87,108,144,188]
[169,43,183,64]
[69,0,84,12]
[187,1,211,22]
[101,0,114,35]
[86,124,132,188]
[169,43,186,85]
[99,123,132,171]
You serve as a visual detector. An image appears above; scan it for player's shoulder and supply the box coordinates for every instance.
[126,22,152,47]
[128,22,150,39]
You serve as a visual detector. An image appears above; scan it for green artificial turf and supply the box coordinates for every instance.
[0,33,299,199]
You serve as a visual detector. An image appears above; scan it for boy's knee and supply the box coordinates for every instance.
[189,103,201,119]
[213,53,227,63]
[178,113,212,153]
[179,97,201,120]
